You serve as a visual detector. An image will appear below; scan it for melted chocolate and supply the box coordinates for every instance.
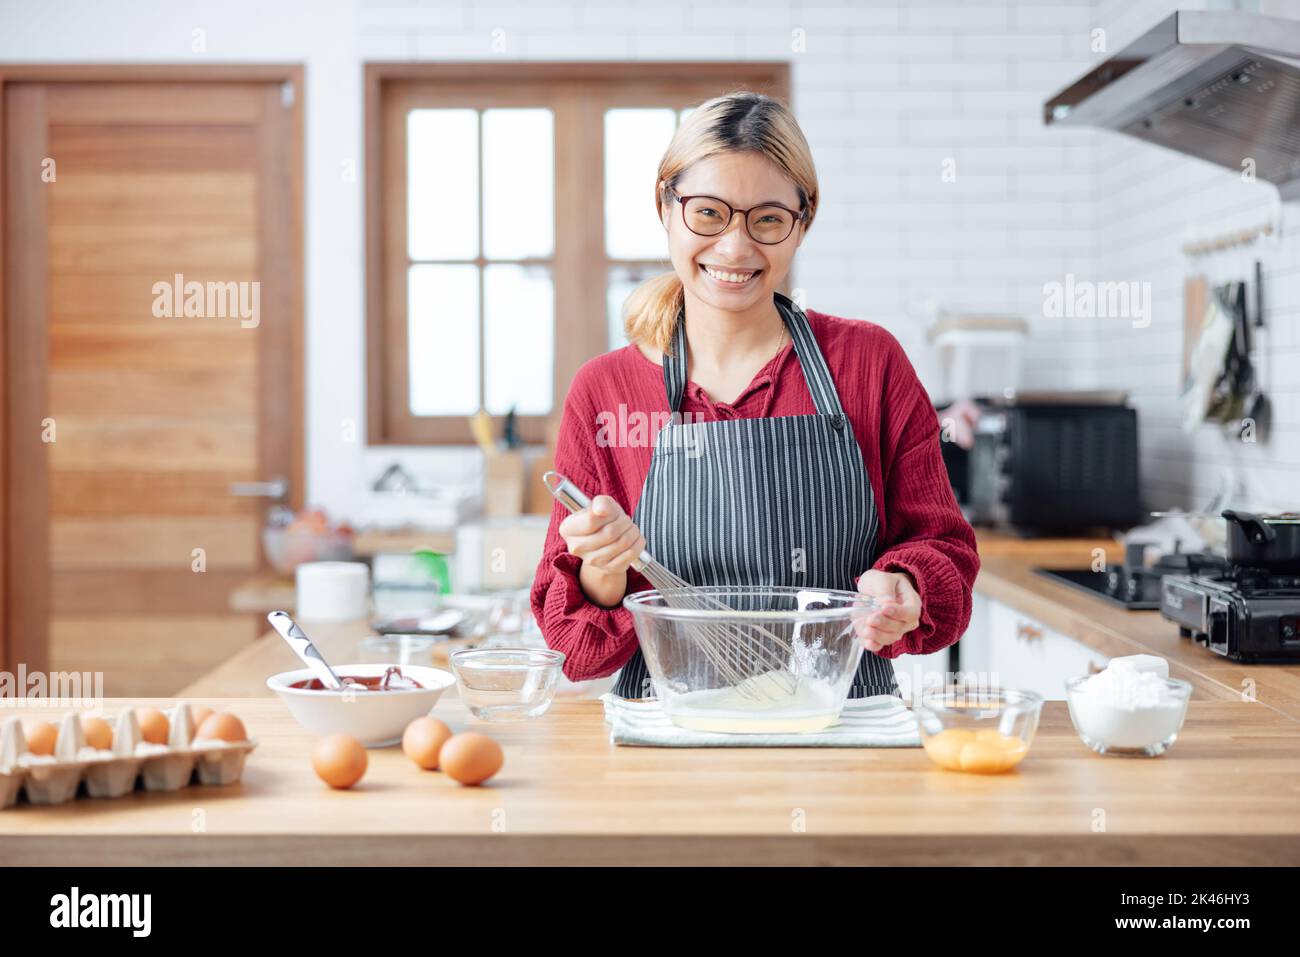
[289,666,424,692]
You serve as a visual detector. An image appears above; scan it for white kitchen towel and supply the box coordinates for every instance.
[601,693,922,748]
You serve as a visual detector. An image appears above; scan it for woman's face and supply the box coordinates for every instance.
[662,151,805,314]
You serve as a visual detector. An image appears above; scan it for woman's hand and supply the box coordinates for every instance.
[559,495,646,608]
[854,569,922,652]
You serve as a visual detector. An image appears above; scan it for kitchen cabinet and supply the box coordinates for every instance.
[955,593,1106,700]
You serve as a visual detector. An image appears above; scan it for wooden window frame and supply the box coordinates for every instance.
[364,62,791,446]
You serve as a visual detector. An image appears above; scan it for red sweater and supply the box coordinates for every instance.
[529,309,980,682]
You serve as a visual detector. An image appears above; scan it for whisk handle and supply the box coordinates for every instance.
[542,470,592,513]
[542,471,651,573]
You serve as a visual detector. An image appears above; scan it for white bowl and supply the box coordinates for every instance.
[266,663,455,747]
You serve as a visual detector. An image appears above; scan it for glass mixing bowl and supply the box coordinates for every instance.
[622,586,876,733]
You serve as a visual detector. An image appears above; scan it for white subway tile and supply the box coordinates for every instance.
[960,33,1068,59]
[903,5,1010,31]
[848,33,956,59]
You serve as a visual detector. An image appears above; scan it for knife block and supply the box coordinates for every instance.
[483,451,525,517]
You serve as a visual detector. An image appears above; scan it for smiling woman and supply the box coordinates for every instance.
[531,90,981,702]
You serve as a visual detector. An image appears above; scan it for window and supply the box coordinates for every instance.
[367,64,790,444]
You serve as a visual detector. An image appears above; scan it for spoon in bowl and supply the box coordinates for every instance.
[267,611,350,690]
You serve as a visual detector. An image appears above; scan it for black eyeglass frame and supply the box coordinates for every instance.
[666,188,807,245]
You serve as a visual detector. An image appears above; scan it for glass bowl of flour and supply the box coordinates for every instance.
[623,586,875,733]
[1065,662,1192,757]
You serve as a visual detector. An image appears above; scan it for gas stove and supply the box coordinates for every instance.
[1160,564,1300,662]
[1037,543,1229,611]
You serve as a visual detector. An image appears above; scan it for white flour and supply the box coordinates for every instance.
[1069,657,1186,750]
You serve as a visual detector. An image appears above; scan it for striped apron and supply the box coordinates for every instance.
[612,292,900,700]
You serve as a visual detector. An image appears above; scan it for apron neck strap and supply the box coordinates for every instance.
[663,292,845,417]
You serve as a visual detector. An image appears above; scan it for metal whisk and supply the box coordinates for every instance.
[543,471,798,700]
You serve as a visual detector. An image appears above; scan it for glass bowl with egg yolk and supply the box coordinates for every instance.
[914,686,1043,773]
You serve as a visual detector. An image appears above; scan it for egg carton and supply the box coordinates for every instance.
[0,703,257,809]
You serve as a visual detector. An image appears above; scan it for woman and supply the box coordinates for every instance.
[530,91,979,700]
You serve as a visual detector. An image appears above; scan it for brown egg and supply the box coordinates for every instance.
[22,720,57,756]
[196,711,246,743]
[402,717,454,770]
[134,708,170,745]
[312,734,367,789]
[188,705,215,738]
[81,716,113,751]
[439,732,504,786]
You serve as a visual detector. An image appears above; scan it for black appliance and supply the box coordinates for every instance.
[1161,568,1300,663]
[946,393,1142,534]
[1159,511,1300,662]
[1037,543,1229,611]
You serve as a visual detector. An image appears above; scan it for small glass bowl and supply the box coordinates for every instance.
[1065,674,1192,757]
[358,634,439,668]
[450,648,565,722]
[914,685,1044,773]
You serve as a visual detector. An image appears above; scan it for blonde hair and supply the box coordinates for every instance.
[622,90,820,356]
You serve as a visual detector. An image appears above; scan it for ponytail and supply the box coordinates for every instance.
[623,271,684,357]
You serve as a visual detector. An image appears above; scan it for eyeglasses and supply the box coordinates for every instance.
[667,189,806,245]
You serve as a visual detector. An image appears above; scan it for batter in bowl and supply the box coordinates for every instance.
[664,673,840,733]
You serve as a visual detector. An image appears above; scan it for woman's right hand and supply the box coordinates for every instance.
[559,495,646,607]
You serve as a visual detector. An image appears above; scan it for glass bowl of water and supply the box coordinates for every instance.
[449,648,565,721]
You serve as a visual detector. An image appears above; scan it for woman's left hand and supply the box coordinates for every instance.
[854,570,922,652]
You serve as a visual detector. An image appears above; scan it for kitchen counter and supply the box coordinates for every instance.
[11,533,1300,866]
[974,533,1300,723]
[2,696,1298,866]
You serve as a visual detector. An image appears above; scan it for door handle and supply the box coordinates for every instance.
[230,477,290,501]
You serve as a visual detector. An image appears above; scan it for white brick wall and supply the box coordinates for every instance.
[352,0,1098,370]
[1090,0,1300,512]
[12,0,1293,519]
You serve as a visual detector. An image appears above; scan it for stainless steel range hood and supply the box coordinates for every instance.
[1045,10,1300,199]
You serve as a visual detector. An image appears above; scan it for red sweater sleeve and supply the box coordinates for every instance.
[528,365,652,682]
[861,333,980,659]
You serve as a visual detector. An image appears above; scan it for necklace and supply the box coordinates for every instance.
[771,321,787,363]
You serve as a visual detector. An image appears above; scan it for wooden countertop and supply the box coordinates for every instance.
[973,532,1300,723]
[3,696,1298,866]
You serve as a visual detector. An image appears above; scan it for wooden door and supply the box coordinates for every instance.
[2,74,302,695]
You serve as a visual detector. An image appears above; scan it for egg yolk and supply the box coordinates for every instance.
[923,728,1027,773]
